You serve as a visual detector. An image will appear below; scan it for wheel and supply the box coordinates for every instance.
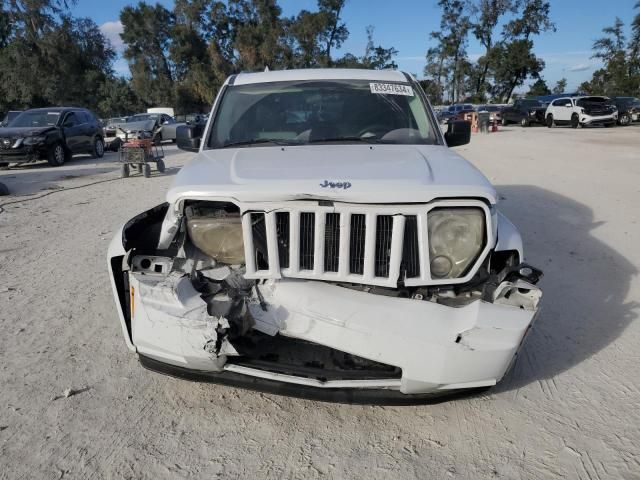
[501,118,508,126]
[156,159,165,173]
[520,117,529,127]
[0,162,9,169]
[618,113,630,126]
[120,163,130,178]
[570,113,580,128]
[92,137,105,158]
[135,164,142,172]
[0,182,8,196]
[546,114,554,128]
[143,163,151,178]
[47,142,65,166]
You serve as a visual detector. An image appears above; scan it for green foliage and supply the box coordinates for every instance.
[0,0,399,117]
[552,78,567,95]
[424,0,552,104]
[580,9,640,96]
[527,78,550,96]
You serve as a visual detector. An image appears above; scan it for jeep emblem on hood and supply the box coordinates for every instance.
[320,180,352,190]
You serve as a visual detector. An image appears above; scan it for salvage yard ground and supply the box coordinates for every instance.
[0,125,639,479]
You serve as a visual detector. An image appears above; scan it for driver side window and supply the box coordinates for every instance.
[63,112,79,127]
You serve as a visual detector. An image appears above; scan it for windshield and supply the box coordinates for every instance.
[8,111,60,128]
[208,80,438,148]
[128,114,159,123]
[520,100,542,107]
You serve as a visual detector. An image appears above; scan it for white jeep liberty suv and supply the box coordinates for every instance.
[108,69,542,403]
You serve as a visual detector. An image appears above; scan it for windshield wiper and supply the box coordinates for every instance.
[221,138,294,148]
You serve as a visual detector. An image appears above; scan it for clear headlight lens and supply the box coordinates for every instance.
[186,214,245,265]
[23,135,46,145]
[427,207,485,279]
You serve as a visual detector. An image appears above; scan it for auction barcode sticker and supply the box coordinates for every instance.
[369,83,414,96]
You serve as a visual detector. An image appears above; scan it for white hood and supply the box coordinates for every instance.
[167,144,497,205]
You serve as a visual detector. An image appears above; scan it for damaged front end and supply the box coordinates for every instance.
[107,200,542,402]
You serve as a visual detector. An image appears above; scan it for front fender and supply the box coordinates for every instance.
[495,211,523,260]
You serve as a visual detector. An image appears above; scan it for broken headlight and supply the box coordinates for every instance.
[427,207,485,279]
[186,207,245,265]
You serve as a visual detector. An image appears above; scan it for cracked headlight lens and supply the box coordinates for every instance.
[187,214,245,265]
[427,207,485,279]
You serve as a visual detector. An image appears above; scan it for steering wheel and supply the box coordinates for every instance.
[357,124,389,138]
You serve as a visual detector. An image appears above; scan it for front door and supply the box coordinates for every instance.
[61,112,83,152]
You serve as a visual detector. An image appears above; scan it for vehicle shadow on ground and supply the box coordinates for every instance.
[493,185,638,393]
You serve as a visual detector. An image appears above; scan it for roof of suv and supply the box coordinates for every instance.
[231,68,409,86]
[22,107,86,113]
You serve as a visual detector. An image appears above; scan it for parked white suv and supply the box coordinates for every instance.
[107,69,542,402]
[545,96,618,128]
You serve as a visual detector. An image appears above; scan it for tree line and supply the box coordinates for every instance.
[1,0,639,117]
[422,0,640,104]
[0,0,397,117]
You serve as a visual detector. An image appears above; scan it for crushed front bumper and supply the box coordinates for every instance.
[0,145,43,163]
[111,254,540,397]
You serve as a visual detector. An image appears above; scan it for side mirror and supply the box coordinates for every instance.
[176,124,203,152]
[444,120,471,147]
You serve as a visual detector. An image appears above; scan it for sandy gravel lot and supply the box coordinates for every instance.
[0,125,639,479]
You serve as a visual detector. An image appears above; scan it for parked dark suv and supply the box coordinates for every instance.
[611,97,640,126]
[501,99,546,127]
[0,107,105,167]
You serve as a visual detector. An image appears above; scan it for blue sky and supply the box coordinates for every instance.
[73,0,640,92]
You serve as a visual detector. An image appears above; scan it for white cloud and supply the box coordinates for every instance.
[568,63,591,72]
[100,21,124,52]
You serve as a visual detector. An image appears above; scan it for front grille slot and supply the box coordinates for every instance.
[324,213,340,272]
[299,212,315,270]
[375,215,393,277]
[349,214,366,274]
[251,213,269,270]
[401,215,420,278]
[275,212,290,269]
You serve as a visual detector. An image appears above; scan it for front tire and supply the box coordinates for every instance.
[92,137,105,158]
[47,143,65,166]
[520,117,529,127]
[120,164,129,178]
[546,114,554,128]
[143,164,151,178]
[501,118,508,126]
[571,114,580,129]
[156,159,165,173]
[618,113,630,126]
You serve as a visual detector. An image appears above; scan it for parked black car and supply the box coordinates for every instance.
[0,107,104,167]
[501,99,546,127]
[611,97,640,126]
